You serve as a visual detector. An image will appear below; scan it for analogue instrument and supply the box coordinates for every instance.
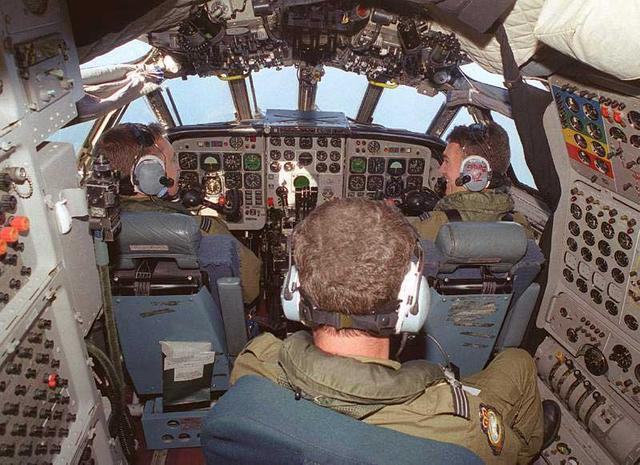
[601,222,614,239]
[568,221,580,236]
[624,315,638,331]
[580,247,592,262]
[407,158,425,175]
[368,157,385,174]
[387,159,406,176]
[316,150,328,161]
[284,136,296,146]
[596,257,608,272]
[405,176,423,191]
[350,157,367,174]
[592,141,605,158]
[317,136,328,147]
[594,158,609,174]
[348,175,366,191]
[329,162,341,173]
[244,173,262,189]
[178,152,198,170]
[298,152,313,167]
[367,140,380,153]
[243,153,262,171]
[270,161,281,172]
[582,230,595,246]
[330,137,342,148]
[316,162,327,173]
[566,237,578,251]
[570,203,582,219]
[385,177,403,197]
[618,231,633,250]
[203,173,223,196]
[585,212,598,229]
[229,136,244,149]
[329,151,341,162]
[565,96,579,113]
[366,175,384,191]
[631,135,640,148]
[201,153,221,172]
[584,346,608,376]
[284,150,295,161]
[570,116,583,131]
[270,150,282,160]
[178,171,199,191]
[586,123,602,140]
[270,136,282,146]
[609,127,627,143]
[598,239,611,256]
[614,250,629,267]
[583,102,598,120]
[299,137,313,149]
[563,268,574,282]
[577,150,590,164]
[225,171,242,189]
[223,152,242,171]
[628,110,640,130]
[612,267,625,284]
[284,162,295,172]
[606,300,618,316]
[590,289,602,304]
[574,134,588,149]
[610,344,632,371]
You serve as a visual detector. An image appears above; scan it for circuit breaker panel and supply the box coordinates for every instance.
[0,1,122,464]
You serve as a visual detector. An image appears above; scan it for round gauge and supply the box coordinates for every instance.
[575,278,588,293]
[387,159,406,176]
[594,158,609,174]
[298,152,313,167]
[568,220,580,236]
[582,230,595,246]
[284,162,295,172]
[569,116,583,131]
[611,344,632,371]
[270,161,281,172]
[628,110,640,130]
[574,134,588,149]
[630,135,640,148]
[585,123,601,141]
[565,96,579,113]
[178,152,198,170]
[612,268,625,284]
[598,239,611,256]
[367,140,381,153]
[601,221,614,239]
[201,153,221,172]
[299,137,312,149]
[316,162,327,173]
[585,212,598,229]
[366,175,384,192]
[178,171,199,191]
[406,176,423,191]
[570,203,582,220]
[316,150,328,161]
[368,157,385,174]
[348,175,366,191]
[590,289,602,304]
[580,247,593,262]
[244,173,262,189]
[229,136,244,149]
[584,346,608,376]
[329,162,341,173]
[225,172,242,189]
[350,157,367,174]
[583,102,598,120]
[284,136,296,147]
[223,152,242,171]
[624,315,638,331]
[615,250,629,267]
[563,268,574,283]
[408,158,425,175]
[243,153,262,171]
[270,150,282,160]
[577,150,590,164]
[592,141,606,158]
[606,300,619,316]
[596,257,608,272]
[566,237,578,251]
[270,136,282,146]
[618,232,633,250]
[330,137,342,148]
[329,151,341,162]
[317,136,328,147]
[283,150,295,161]
[384,178,403,197]
[609,127,627,143]
[203,174,222,196]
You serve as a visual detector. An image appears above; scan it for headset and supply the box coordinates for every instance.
[127,123,175,198]
[280,236,430,336]
[454,123,493,192]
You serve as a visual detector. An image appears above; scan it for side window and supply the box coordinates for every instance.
[162,75,236,124]
[119,97,160,125]
[372,85,445,132]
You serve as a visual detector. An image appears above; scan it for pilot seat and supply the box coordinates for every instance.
[110,211,249,449]
[422,221,545,376]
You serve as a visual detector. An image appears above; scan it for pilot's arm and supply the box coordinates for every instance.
[413,211,449,241]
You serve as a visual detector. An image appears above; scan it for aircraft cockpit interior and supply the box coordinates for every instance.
[1,0,640,464]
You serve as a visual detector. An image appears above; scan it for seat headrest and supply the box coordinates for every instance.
[113,212,201,268]
[434,222,528,273]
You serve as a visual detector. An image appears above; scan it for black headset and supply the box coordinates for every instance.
[127,123,175,197]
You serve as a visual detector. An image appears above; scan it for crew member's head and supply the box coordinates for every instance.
[293,198,417,336]
[439,121,510,195]
[94,123,179,197]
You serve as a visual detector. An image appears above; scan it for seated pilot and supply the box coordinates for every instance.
[231,198,558,464]
[93,122,261,305]
[416,122,534,240]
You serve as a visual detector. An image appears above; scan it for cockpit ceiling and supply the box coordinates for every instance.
[69,0,640,82]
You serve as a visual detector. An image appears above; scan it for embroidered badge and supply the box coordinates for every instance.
[479,403,505,455]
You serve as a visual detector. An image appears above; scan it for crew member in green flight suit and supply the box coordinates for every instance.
[231,198,559,464]
[416,121,534,240]
[94,122,261,305]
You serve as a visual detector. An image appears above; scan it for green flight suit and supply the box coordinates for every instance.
[415,189,534,241]
[120,197,261,304]
[231,331,543,464]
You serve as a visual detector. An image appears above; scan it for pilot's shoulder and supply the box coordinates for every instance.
[414,211,448,241]
[230,333,283,384]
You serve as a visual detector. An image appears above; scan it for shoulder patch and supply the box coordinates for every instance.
[200,216,212,233]
[419,211,432,222]
[479,403,505,456]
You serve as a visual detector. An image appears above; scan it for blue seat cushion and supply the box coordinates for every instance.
[201,375,484,465]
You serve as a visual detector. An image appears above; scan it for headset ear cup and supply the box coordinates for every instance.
[131,155,168,196]
[400,276,429,333]
[281,265,302,322]
[396,262,430,334]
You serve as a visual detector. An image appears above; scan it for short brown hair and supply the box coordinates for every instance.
[447,121,510,174]
[293,199,417,316]
[94,123,165,176]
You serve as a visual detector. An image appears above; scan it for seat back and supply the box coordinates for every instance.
[201,375,484,465]
[422,222,544,375]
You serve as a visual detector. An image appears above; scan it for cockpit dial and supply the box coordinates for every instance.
[225,171,242,189]
[585,212,598,229]
[618,231,633,250]
[387,159,406,176]
[594,158,609,174]
[330,137,342,148]
[565,96,579,113]
[243,153,262,171]
[348,175,365,191]
[587,123,602,141]
[601,222,614,239]
[178,152,198,170]
[628,110,640,130]
[570,203,582,219]
[592,141,606,158]
[598,240,611,256]
[366,175,384,191]
[407,158,425,175]
[329,151,341,162]
[350,157,367,174]
[270,136,282,146]
[201,153,221,172]
[284,150,295,161]
[316,150,328,161]
[583,103,598,121]
[178,171,199,191]
[609,127,627,143]
[368,157,385,174]
[229,136,244,149]
[570,116,583,131]
[270,150,281,160]
[223,152,242,171]
[385,177,404,197]
[203,173,223,195]
[614,250,629,267]
[244,173,262,189]
[577,150,590,165]
[367,140,380,153]
[317,136,328,147]
[298,152,313,167]
[284,136,296,147]
[574,134,588,149]
[299,137,312,149]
